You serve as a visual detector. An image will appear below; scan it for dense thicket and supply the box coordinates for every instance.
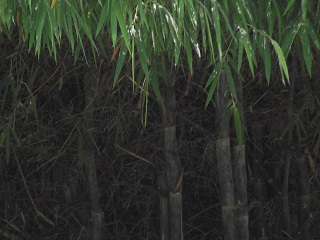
[1,1,320,239]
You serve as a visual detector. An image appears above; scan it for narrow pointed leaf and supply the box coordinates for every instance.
[96,1,110,35]
[212,2,222,59]
[184,33,193,75]
[225,62,237,101]
[233,105,243,145]
[136,37,149,76]
[270,39,289,82]
[283,0,295,16]
[263,38,271,84]
[114,43,128,86]
[306,19,320,50]
[237,41,244,73]
[299,27,312,76]
[116,7,130,51]
[281,22,300,58]
[205,64,222,107]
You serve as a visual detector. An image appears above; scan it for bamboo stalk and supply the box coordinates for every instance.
[215,69,236,240]
[161,63,183,240]
[84,70,102,240]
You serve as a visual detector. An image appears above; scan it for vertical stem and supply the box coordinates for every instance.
[158,160,170,240]
[215,69,236,240]
[232,77,249,240]
[282,57,297,238]
[162,64,183,240]
[297,151,310,239]
[251,124,269,240]
[84,70,102,240]
[282,154,291,236]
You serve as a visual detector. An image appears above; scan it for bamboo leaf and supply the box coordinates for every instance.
[211,2,222,59]
[65,9,75,52]
[96,0,110,36]
[306,19,320,50]
[138,1,147,26]
[116,6,130,51]
[178,0,184,43]
[186,0,197,29]
[302,0,307,23]
[239,29,255,76]
[299,27,312,76]
[205,63,222,107]
[110,5,118,47]
[71,8,96,50]
[233,105,243,145]
[281,22,300,58]
[270,39,289,83]
[237,40,244,73]
[263,37,271,84]
[113,43,128,86]
[267,1,275,36]
[150,75,162,103]
[283,0,295,16]
[136,37,149,76]
[225,62,237,101]
[204,9,214,60]
[184,33,193,75]
[35,2,47,54]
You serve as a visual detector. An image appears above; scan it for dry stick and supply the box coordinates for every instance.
[115,144,156,167]
[13,151,54,226]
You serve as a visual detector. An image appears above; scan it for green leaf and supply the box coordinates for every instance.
[150,75,163,103]
[65,10,75,52]
[302,0,307,23]
[136,37,149,76]
[270,39,289,83]
[233,105,243,145]
[281,22,300,58]
[306,19,320,50]
[186,0,197,29]
[237,40,244,73]
[116,6,131,52]
[71,7,96,51]
[204,9,214,60]
[267,1,275,36]
[96,0,110,36]
[283,0,295,16]
[178,0,185,42]
[224,62,237,101]
[138,1,147,27]
[299,27,312,76]
[113,43,128,86]
[205,63,222,107]
[35,2,47,54]
[211,2,222,59]
[263,38,271,84]
[239,29,255,76]
[110,5,118,47]
[184,33,193,75]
